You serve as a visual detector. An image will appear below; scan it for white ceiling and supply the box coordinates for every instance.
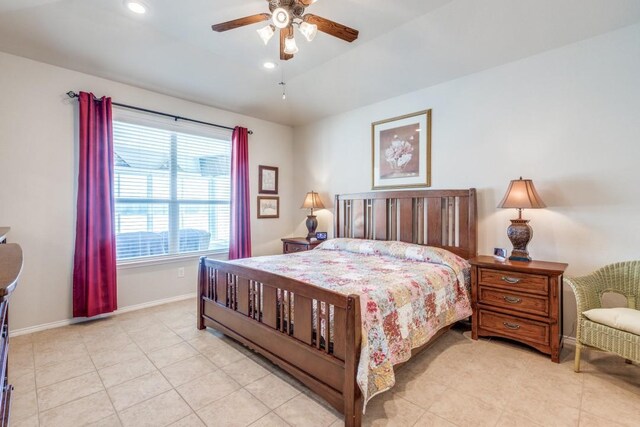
[0,0,639,126]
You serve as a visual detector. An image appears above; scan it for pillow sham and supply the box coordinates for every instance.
[316,238,470,287]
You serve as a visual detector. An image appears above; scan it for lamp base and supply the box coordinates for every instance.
[305,215,318,240]
[507,219,533,262]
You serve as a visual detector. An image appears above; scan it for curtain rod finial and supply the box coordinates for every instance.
[67,91,78,98]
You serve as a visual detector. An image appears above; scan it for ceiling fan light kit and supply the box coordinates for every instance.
[211,0,359,61]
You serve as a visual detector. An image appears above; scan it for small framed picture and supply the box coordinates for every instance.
[258,165,278,194]
[493,247,507,262]
[315,232,328,241]
[257,196,279,219]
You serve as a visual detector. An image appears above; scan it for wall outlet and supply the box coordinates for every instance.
[177,267,185,278]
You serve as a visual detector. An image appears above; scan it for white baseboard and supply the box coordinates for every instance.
[563,335,577,345]
[9,293,196,337]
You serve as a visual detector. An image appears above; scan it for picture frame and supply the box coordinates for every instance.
[257,196,279,219]
[371,109,432,190]
[493,247,507,262]
[258,165,278,194]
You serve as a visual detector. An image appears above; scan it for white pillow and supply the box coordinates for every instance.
[583,307,640,336]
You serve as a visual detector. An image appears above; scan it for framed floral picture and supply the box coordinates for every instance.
[257,196,279,219]
[258,165,278,194]
[371,109,431,190]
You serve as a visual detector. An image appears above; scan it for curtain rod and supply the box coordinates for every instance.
[66,91,253,135]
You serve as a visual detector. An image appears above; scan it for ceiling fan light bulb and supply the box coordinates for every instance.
[284,36,299,54]
[257,25,275,45]
[272,7,290,29]
[299,22,317,42]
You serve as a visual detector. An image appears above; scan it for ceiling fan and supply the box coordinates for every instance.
[211,0,359,61]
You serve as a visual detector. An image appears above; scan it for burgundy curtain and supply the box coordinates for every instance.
[73,92,118,317]
[228,126,252,260]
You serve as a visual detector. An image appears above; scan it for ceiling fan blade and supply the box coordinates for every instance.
[303,14,359,42]
[299,0,314,5]
[280,27,294,61]
[211,13,271,32]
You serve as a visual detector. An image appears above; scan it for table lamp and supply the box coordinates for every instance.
[301,191,325,240]
[497,177,546,262]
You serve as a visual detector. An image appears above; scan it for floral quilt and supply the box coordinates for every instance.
[230,238,472,407]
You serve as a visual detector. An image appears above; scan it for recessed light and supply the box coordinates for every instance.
[125,1,147,14]
[263,62,276,70]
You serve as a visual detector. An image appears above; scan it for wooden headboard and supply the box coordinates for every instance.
[334,189,477,259]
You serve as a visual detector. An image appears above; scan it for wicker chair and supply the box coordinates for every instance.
[564,261,640,372]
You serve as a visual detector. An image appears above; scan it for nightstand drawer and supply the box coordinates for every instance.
[478,286,549,317]
[478,310,550,346]
[284,243,306,254]
[478,268,548,296]
[281,237,321,254]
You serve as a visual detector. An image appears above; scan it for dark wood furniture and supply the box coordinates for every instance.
[470,256,568,363]
[281,237,321,254]
[199,189,477,426]
[0,243,22,426]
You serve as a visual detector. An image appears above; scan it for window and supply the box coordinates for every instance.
[113,112,231,261]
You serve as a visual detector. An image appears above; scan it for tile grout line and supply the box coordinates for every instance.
[30,341,41,425]
[113,321,184,417]
[14,307,182,424]
[99,318,166,422]
[31,335,110,420]
[132,318,210,426]
[81,337,125,426]
[146,340,204,425]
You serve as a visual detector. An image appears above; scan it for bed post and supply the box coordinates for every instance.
[197,256,206,330]
[344,294,362,427]
[334,194,341,238]
[468,188,478,258]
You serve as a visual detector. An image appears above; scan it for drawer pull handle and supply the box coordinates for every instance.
[501,276,521,284]
[503,296,522,304]
[503,322,521,330]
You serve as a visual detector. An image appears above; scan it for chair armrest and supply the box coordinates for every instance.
[564,274,604,315]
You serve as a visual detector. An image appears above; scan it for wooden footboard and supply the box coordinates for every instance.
[198,257,363,426]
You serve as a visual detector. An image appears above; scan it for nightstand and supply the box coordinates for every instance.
[470,256,568,363]
[281,237,321,254]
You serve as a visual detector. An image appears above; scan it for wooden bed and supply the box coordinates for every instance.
[197,189,477,426]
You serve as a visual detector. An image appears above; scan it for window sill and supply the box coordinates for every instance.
[117,249,228,270]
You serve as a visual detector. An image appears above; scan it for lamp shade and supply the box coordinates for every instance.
[284,36,299,55]
[256,25,275,45]
[298,22,318,42]
[301,191,325,210]
[497,177,546,209]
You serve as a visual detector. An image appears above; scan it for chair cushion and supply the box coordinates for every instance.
[583,307,640,336]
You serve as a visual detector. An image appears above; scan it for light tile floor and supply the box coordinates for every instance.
[8,298,640,427]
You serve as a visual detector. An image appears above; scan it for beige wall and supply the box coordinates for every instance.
[292,24,640,336]
[0,52,294,331]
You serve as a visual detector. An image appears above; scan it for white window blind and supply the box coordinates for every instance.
[113,112,231,261]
